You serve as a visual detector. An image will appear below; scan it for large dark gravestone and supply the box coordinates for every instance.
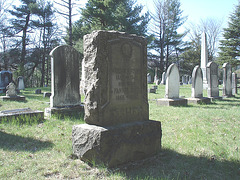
[72,31,162,167]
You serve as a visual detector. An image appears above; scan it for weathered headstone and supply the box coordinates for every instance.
[157,63,187,106]
[222,62,232,97]
[187,65,211,104]
[0,82,25,101]
[45,45,83,116]
[43,92,51,98]
[0,71,12,93]
[147,73,152,83]
[160,72,166,85]
[201,32,208,89]
[207,62,219,99]
[72,31,162,167]
[232,72,237,95]
[17,76,25,90]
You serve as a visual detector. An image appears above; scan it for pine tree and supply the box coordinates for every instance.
[218,2,240,68]
[72,0,149,50]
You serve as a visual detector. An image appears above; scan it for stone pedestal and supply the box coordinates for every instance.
[186,97,211,104]
[156,98,187,106]
[45,105,84,117]
[72,120,161,167]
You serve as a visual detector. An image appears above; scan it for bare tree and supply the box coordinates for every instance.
[54,0,79,46]
[186,18,223,61]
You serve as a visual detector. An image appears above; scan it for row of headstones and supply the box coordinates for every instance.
[155,61,236,101]
[148,72,192,85]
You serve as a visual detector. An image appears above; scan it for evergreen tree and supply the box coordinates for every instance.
[218,2,240,68]
[8,0,38,76]
[72,0,150,53]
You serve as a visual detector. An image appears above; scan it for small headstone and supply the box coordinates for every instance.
[17,76,25,90]
[187,65,211,104]
[0,82,25,101]
[72,30,161,167]
[207,62,219,99]
[182,75,187,84]
[201,32,208,89]
[148,88,156,93]
[160,72,166,85]
[0,71,12,93]
[35,89,42,94]
[152,85,158,89]
[43,92,51,98]
[222,62,232,97]
[156,79,161,85]
[157,63,187,106]
[232,72,237,95]
[147,73,152,83]
[45,45,83,116]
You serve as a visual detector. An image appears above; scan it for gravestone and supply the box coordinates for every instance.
[72,31,162,167]
[201,32,208,89]
[147,73,152,83]
[0,82,25,101]
[43,92,51,98]
[187,65,211,104]
[232,72,237,95]
[45,45,83,117]
[207,62,219,99]
[0,71,12,93]
[222,62,232,97]
[157,63,187,106]
[0,108,44,123]
[160,72,166,85]
[17,76,25,90]
[80,60,86,95]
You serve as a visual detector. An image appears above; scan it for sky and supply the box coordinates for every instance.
[139,0,239,29]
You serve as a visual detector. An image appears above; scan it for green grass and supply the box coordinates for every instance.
[0,85,240,179]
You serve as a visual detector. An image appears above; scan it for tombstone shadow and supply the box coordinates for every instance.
[0,131,54,152]
[112,148,240,179]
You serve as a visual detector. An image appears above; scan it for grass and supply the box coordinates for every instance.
[0,85,240,179]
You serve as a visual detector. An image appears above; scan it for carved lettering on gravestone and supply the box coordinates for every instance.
[83,31,148,126]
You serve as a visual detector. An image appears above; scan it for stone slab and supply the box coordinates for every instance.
[0,96,25,101]
[45,105,84,117]
[187,97,211,104]
[0,108,44,122]
[156,98,187,106]
[72,120,162,167]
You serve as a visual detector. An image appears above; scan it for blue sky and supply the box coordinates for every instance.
[139,0,239,29]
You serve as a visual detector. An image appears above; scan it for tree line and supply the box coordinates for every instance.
[0,0,239,87]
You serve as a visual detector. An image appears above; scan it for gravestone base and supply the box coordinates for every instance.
[72,120,162,168]
[0,108,44,122]
[45,105,84,117]
[222,95,235,99]
[187,97,211,104]
[156,98,187,106]
[0,95,25,101]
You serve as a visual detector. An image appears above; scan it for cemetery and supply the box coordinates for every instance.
[0,30,239,179]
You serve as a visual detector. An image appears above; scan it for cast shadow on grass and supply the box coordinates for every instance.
[0,131,54,152]
[110,148,240,180]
